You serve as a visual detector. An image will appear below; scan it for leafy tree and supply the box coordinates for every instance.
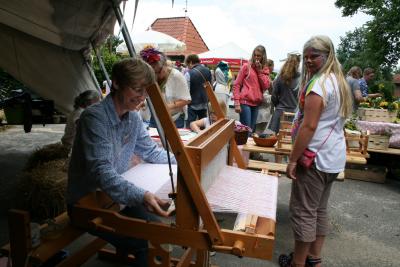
[91,35,125,84]
[337,27,371,71]
[335,0,400,72]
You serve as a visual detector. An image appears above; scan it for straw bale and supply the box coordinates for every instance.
[25,142,69,170]
[19,159,68,221]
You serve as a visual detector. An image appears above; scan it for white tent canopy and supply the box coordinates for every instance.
[116,30,186,55]
[198,42,250,60]
[0,0,119,113]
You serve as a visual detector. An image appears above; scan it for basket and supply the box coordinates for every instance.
[253,135,278,147]
[357,108,396,123]
[234,130,249,145]
[368,134,389,150]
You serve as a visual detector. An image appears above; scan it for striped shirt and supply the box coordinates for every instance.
[67,94,176,206]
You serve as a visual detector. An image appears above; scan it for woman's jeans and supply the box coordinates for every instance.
[239,104,259,133]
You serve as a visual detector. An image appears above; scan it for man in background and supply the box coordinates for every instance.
[184,54,212,128]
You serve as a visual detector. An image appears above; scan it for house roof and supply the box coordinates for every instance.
[151,17,209,56]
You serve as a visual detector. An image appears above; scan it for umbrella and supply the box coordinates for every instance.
[116,30,186,54]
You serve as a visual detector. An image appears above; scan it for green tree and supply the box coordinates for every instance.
[91,35,125,84]
[335,0,400,72]
[337,27,372,71]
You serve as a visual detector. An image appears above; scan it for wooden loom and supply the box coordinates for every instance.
[70,82,277,266]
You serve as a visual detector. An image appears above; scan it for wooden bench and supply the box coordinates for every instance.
[0,209,107,267]
[247,159,345,181]
[1,192,124,267]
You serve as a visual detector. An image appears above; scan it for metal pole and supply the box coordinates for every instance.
[84,59,102,97]
[92,42,112,90]
[110,0,136,57]
[110,0,166,148]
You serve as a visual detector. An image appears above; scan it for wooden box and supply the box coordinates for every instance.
[368,134,390,150]
[345,163,387,183]
[357,108,396,123]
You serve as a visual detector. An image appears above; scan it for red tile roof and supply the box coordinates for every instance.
[151,17,209,56]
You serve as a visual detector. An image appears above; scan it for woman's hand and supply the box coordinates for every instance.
[254,60,262,71]
[234,104,241,113]
[286,162,297,180]
[143,191,170,217]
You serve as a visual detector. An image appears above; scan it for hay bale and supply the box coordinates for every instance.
[19,159,68,221]
[25,142,69,170]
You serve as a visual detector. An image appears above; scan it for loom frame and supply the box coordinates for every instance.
[71,82,276,266]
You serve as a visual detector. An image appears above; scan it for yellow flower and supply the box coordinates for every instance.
[378,83,385,89]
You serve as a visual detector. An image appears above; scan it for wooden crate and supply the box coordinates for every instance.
[357,108,396,123]
[344,130,369,157]
[368,134,390,150]
[345,163,387,183]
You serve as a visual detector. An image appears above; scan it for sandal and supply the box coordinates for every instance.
[278,252,294,267]
[280,252,320,267]
[306,256,322,267]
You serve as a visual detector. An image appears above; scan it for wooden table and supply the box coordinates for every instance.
[242,139,367,165]
[368,147,400,155]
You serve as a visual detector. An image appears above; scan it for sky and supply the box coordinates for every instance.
[116,0,371,69]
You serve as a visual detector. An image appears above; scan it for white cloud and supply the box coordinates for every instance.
[116,0,371,69]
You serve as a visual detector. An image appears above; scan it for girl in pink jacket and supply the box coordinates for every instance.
[233,45,271,133]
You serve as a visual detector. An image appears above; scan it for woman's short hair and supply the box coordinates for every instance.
[347,66,362,79]
[363,67,375,76]
[111,58,156,93]
[185,54,200,65]
[74,90,100,109]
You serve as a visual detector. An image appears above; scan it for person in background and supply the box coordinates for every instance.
[102,80,111,96]
[184,54,212,128]
[279,35,353,267]
[255,59,275,135]
[190,100,227,133]
[67,58,176,267]
[174,60,183,73]
[393,74,400,99]
[267,59,278,81]
[140,47,191,128]
[269,54,301,133]
[233,45,271,133]
[214,61,232,114]
[61,90,100,150]
[346,66,364,111]
[359,67,381,99]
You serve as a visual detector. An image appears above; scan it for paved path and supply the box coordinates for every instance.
[1,124,399,266]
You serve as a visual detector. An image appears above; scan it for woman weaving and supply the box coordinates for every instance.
[279,36,352,267]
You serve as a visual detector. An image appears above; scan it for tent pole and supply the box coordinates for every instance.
[84,59,102,97]
[110,0,166,148]
[92,42,112,91]
[110,0,136,57]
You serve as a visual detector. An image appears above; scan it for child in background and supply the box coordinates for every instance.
[190,101,227,133]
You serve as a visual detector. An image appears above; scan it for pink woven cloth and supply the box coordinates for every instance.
[356,121,400,148]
